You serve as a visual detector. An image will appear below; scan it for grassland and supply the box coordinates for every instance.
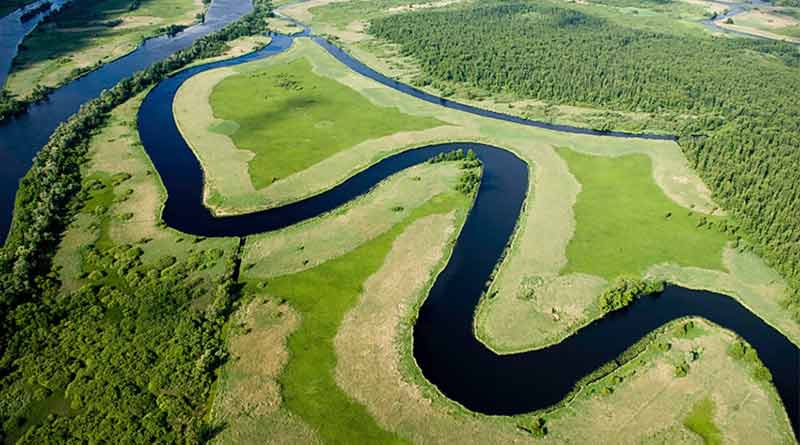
[558,147,729,280]
[5,0,204,96]
[683,397,722,445]
[715,8,800,42]
[208,56,441,189]
[244,192,471,444]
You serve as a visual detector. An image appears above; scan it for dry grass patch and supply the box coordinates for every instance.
[210,298,319,444]
[334,213,531,444]
[546,319,795,444]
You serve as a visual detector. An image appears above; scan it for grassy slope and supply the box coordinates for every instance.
[209,56,441,189]
[6,0,202,96]
[260,192,469,444]
[558,147,729,280]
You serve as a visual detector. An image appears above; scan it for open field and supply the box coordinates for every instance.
[558,147,729,280]
[242,161,464,278]
[208,56,441,189]
[5,0,204,96]
[242,191,472,444]
[174,39,448,214]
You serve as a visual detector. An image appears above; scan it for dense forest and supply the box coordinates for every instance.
[369,1,800,319]
[0,1,273,442]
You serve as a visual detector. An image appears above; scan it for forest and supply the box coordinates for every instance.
[0,1,273,442]
[369,0,800,320]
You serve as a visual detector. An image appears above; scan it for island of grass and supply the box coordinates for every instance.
[6,0,205,97]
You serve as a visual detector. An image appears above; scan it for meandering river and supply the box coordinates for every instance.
[0,1,796,437]
[137,33,799,438]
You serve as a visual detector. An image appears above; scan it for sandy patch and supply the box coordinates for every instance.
[211,298,320,444]
[334,213,531,443]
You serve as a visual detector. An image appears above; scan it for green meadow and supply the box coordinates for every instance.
[558,147,730,280]
[260,192,469,444]
[209,57,442,189]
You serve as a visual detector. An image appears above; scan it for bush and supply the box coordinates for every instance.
[598,276,664,313]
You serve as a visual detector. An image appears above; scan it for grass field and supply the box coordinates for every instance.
[558,147,729,279]
[6,0,203,96]
[208,56,441,189]
[716,8,800,41]
[248,192,470,444]
[242,161,464,278]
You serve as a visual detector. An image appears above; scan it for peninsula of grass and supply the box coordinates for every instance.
[558,147,729,280]
[208,56,442,189]
[257,191,469,444]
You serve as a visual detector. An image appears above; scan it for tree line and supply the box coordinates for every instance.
[0,0,273,442]
[369,0,800,320]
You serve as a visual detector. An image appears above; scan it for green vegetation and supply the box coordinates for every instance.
[728,338,773,382]
[683,397,723,445]
[209,57,441,188]
[369,0,800,320]
[7,0,203,97]
[558,148,729,279]
[0,1,278,442]
[262,191,469,444]
[598,276,664,313]
[1,237,239,443]
[428,149,482,194]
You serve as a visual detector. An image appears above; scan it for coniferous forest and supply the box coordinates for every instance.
[369,1,800,318]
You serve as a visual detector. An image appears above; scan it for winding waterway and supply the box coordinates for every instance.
[137,33,799,438]
[0,0,796,436]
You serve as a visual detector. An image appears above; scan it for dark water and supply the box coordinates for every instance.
[0,0,253,241]
[137,34,799,438]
